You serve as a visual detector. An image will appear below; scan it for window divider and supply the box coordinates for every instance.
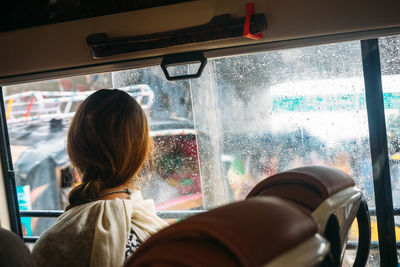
[361,38,398,265]
[0,88,21,237]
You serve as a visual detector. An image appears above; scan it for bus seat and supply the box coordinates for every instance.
[246,165,370,267]
[0,228,35,267]
[246,165,355,210]
[125,196,329,267]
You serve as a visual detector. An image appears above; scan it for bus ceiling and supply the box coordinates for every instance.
[1,0,400,84]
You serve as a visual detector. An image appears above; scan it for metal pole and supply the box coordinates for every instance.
[361,38,398,266]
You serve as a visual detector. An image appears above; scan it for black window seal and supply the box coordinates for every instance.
[0,87,22,237]
[361,38,398,265]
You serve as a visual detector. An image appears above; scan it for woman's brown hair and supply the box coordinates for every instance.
[66,89,150,209]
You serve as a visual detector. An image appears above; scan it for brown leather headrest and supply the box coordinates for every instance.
[125,197,317,267]
[247,166,354,205]
[0,228,34,267]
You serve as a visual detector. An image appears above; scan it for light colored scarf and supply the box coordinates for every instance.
[32,191,168,267]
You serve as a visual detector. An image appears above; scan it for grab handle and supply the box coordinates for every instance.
[87,13,267,58]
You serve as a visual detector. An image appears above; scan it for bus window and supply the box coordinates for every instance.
[380,34,400,260]
[4,67,201,237]
[5,34,400,265]
[188,40,378,264]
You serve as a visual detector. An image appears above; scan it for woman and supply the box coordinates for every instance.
[32,89,168,267]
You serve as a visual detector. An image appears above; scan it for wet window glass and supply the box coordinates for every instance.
[188,41,377,264]
[191,42,373,205]
[379,34,400,261]
[3,40,382,264]
[4,69,202,237]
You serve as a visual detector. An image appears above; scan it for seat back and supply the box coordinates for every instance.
[246,165,370,267]
[125,196,329,267]
[246,165,355,210]
[0,228,35,267]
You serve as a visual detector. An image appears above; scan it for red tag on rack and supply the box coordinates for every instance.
[243,2,263,40]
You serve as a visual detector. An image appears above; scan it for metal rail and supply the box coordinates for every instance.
[20,209,206,219]
[22,238,400,249]
[21,208,398,246]
[21,207,399,218]
[347,241,400,250]
[21,209,207,243]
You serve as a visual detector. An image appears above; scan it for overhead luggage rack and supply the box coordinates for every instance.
[87,13,267,58]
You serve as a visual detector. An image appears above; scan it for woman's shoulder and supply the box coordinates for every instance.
[63,198,128,219]
[33,199,131,266]
[32,212,95,267]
